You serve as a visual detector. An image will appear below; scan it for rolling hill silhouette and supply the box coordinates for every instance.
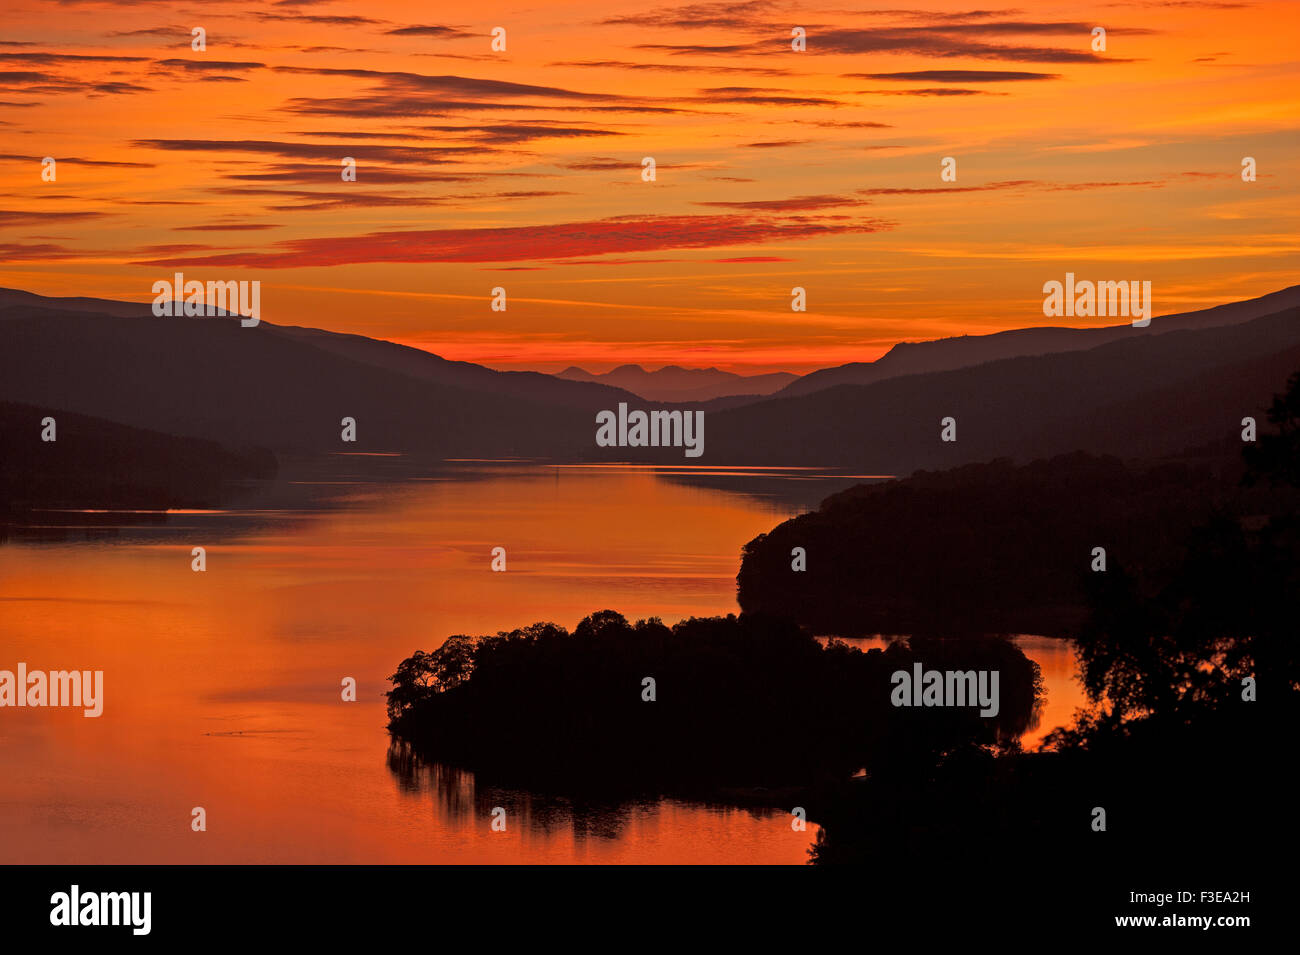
[0,287,154,319]
[703,303,1300,470]
[735,449,1297,635]
[779,285,1300,397]
[0,291,645,458]
[0,399,275,514]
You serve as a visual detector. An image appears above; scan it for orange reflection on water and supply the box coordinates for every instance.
[0,464,1082,862]
[0,465,821,863]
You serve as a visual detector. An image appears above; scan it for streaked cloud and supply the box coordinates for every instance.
[133,213,895,267]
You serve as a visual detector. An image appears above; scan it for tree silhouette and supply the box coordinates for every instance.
[1057,367,1300,740]
[386,611,1043,790]
[1244,369,1300,488]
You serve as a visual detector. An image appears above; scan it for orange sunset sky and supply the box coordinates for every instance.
[0,0,1296,373]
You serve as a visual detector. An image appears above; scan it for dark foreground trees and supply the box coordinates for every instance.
[388,612,1041,791]
[1056,368,1299,742]
[813,370,1300,867]
[736,450,1293,637]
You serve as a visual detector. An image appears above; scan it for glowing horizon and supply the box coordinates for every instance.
[1,0,1296,374]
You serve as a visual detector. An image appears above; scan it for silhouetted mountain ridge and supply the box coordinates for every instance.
[781,285,1300,397]
[2,286,1297,468]
[705,304,1300,469]
[0,296,650,458]
[557,363,798,401]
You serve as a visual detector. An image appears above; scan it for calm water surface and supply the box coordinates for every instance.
[0,462,1081,863]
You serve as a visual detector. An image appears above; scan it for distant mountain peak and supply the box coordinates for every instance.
[553,362,799,402]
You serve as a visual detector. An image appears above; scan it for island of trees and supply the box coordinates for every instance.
[388,370,1299,868]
